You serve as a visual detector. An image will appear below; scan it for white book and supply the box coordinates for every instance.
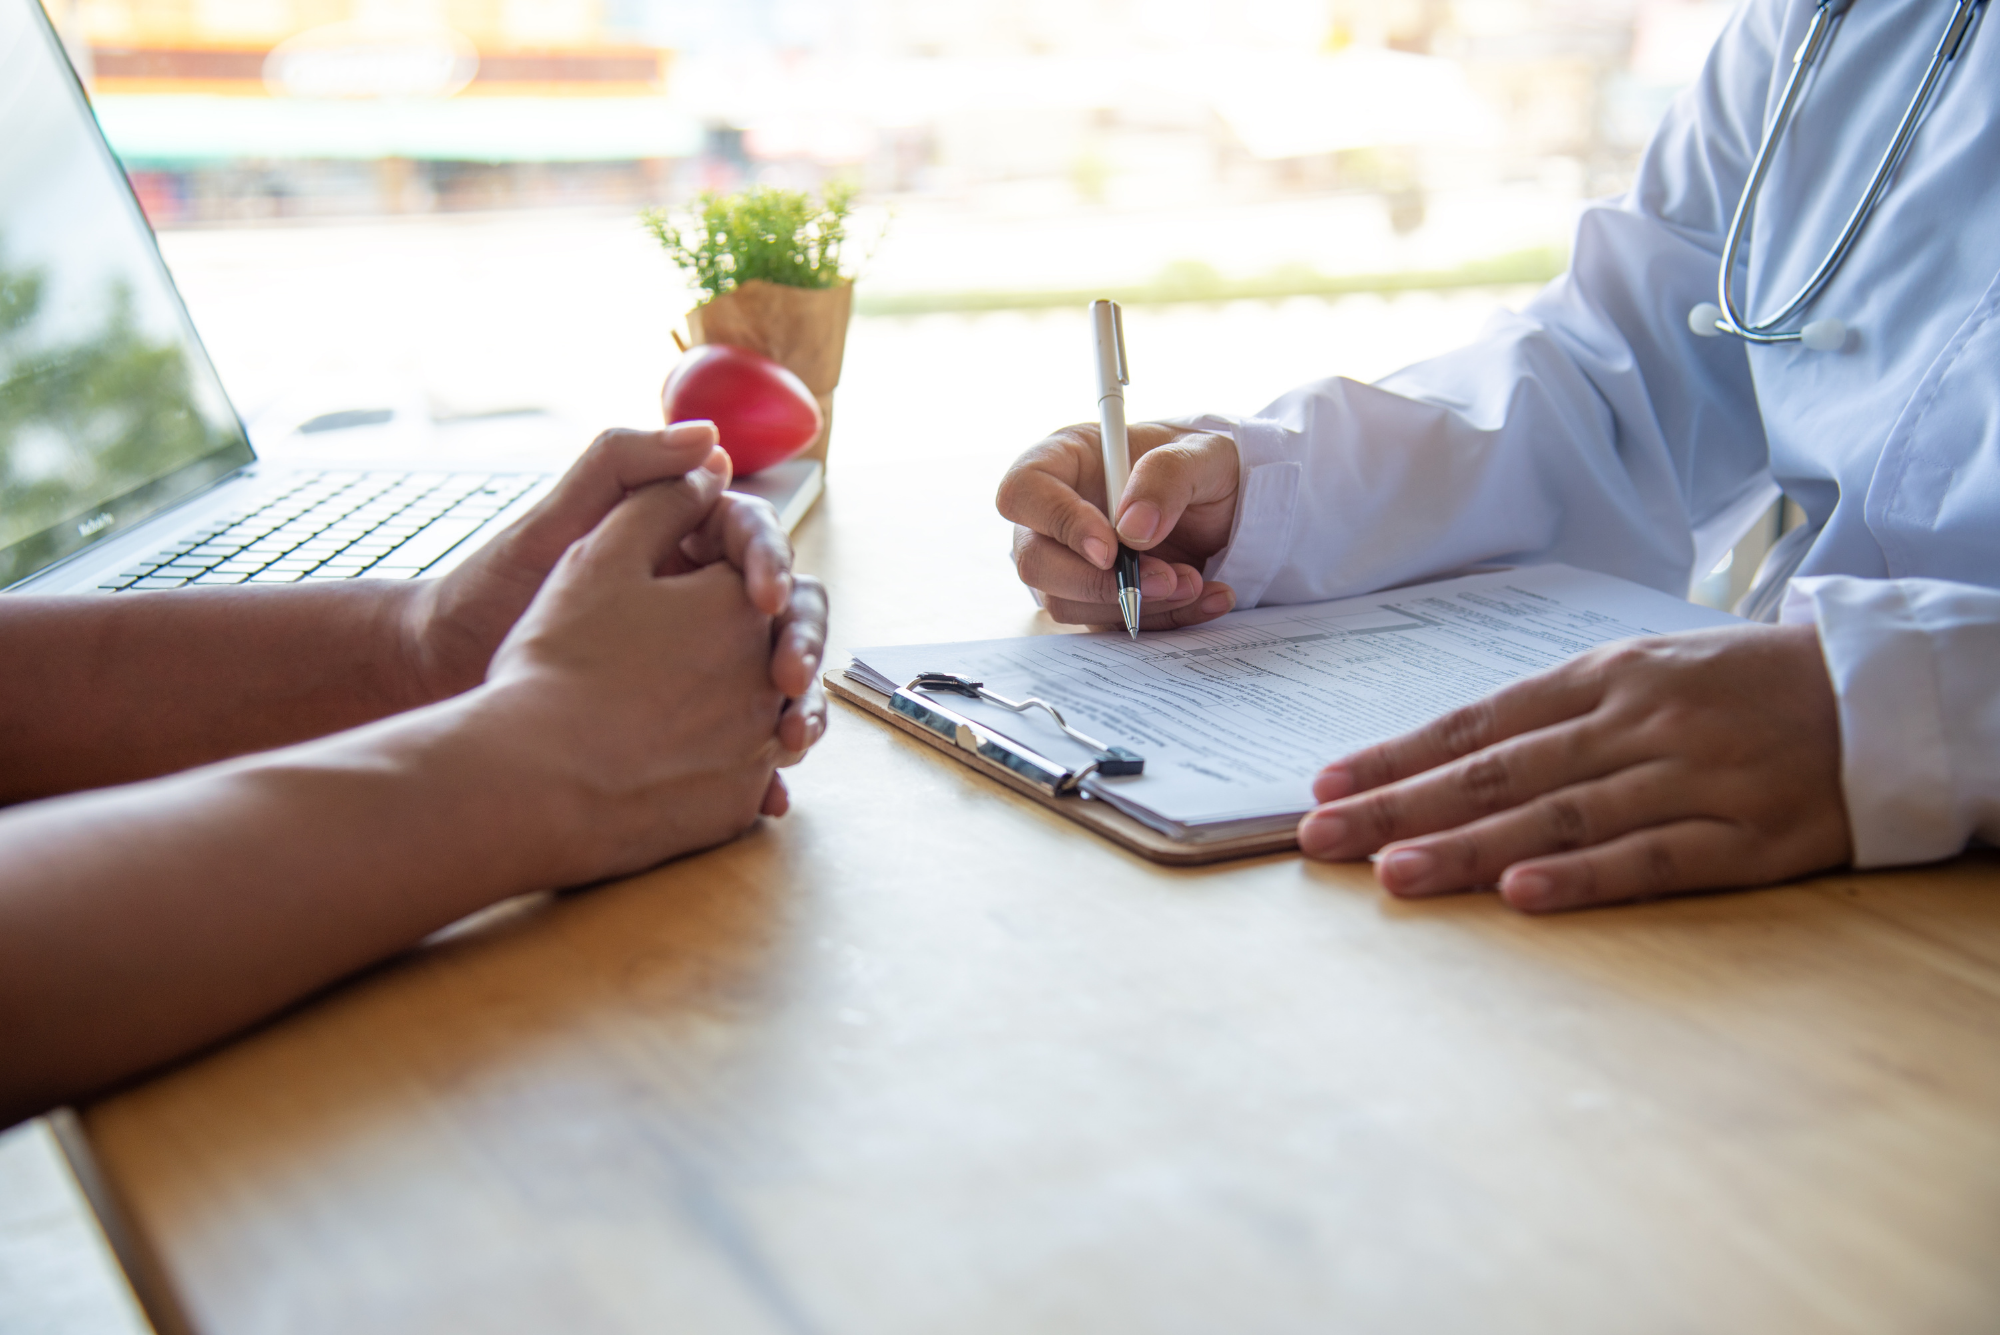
[845,565,1738,845]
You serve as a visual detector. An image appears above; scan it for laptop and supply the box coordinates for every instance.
[1,0,819,596]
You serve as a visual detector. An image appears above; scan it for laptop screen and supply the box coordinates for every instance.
[0,0,254,588]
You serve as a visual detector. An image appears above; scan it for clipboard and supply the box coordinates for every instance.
[826,669,1301,867]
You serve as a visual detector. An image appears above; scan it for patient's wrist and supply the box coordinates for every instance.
[235,681,586,906]
[398,679,604,892]
[394,577,492,709]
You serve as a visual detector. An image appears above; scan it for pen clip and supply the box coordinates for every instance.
[1110,301,1129,386]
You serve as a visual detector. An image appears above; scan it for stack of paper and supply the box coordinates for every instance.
[845,565,1737,845]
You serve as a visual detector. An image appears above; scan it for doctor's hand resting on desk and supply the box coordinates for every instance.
[0,421,828,1125]
[1000,420,1851,912]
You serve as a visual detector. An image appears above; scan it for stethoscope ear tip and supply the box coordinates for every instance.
[1800,318,1848,352]
[1687,304,1848,351]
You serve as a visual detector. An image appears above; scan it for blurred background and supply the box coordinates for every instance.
[34,0,1733,431]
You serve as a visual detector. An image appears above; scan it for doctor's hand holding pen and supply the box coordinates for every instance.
[997,420,1241,631]
[997,422,1851,913]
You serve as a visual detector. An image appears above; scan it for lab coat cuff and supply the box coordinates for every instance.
[1781,577,1960,867]
[1192,413,1302,609]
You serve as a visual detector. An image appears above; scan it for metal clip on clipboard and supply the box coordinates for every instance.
[887,672,1144,798]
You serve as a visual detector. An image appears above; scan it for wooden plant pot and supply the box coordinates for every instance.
[683,279,853,469]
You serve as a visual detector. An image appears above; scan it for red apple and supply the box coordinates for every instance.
[660,343,823,477]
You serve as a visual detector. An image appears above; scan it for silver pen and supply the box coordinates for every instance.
[1090,299,1141,638]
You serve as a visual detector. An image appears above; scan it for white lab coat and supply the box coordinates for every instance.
[1197,0,2000,868]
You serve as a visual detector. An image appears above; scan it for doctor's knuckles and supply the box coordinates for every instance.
[478,478,800,886]
[1299,622,1852,912]
[998,420,1240,629]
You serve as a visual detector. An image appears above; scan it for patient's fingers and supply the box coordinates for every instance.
[776,675,828,762]
[677,492,794,615]
[770,575,829,700]
[761,772,791,817]
[575,463,730,577]
[506,425,726,573]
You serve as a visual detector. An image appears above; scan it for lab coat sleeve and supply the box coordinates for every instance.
[1782,577,2000,866]
[1203,0,1787,610]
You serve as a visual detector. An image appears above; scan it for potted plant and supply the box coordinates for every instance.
[643,183,857,471]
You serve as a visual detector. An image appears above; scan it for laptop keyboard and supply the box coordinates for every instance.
[97,470,544,593]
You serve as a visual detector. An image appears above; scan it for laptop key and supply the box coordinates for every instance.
[379,517,485,572]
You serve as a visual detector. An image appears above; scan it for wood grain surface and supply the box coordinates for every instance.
[78,416,2000,1335]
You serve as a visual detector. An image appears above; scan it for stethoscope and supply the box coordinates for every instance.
[1688,0,1988,351]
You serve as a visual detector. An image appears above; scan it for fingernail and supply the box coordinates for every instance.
[1117,502,1160,544]
[1199,589,1235,616]
[1298,810,1346,858]
[1082,536,1112,568]
[1141,564,1176,597]
[800,651,819,676]
[1503,869,1556,911]
[1379,848,1436,895]
[1312,764,1354,801]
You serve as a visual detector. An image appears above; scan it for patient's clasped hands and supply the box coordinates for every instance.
[474,428,826,881]
[0,419,828,1120]
[415,420,828,875]
[1001,419,1852,911]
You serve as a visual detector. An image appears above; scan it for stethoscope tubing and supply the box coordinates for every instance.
[1707,0,1987,345]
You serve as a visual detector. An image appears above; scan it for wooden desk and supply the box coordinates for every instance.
[77,428,2000,1334]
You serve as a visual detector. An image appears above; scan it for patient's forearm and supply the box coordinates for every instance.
[0,690,561,1125]
[0,585,430,803]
